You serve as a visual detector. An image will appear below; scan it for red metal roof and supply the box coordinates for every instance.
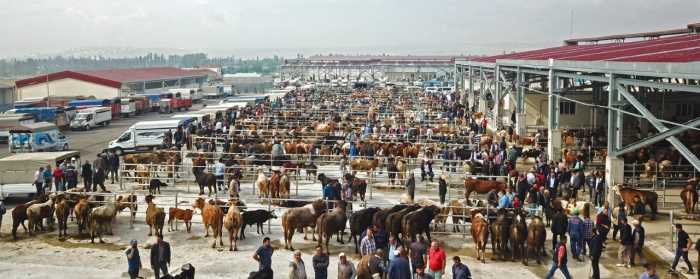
[473,33,700,63]
[303,55,461,64]
[16,67,208,89]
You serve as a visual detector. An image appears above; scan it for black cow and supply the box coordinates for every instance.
[149,179,167,195]
[349,207,381,253]
[401,205,441,243]
[240,210,277,239]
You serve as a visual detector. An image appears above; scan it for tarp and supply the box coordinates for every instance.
[0,151,79,184]
[68,99,111,108]
[13,107,61,122]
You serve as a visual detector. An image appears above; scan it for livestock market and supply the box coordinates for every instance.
[2,9,700,279]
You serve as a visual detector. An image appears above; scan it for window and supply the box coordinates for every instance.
[559,101,576,115]
[676,103,692,117]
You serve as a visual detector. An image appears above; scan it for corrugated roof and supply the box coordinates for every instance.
[16,67,208,89]
[473,33,700,63]
[301,55,463,64]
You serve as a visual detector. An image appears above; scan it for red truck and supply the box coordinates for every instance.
[164,92,192,111]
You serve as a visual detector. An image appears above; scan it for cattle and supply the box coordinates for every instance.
[385,204,421,240]
[350,207,381,254]
[351,159,379,178]
[304,161,318,180]
[149,179,167,195]
[386,160,398,185]
[27,194,56,236]
[54,194,70,238]
[373,204,408,230]
[470,211,489,263]
[168,208,193,233]
[240,210,277,239]
[279,172,291,200]
[200,199,224,248]
[145,195,166,237]
[396,159,407,185]
[681,181,698,214]
[356,253,385,279]
[510,209,528,264]
[490,208,512,261]
[268,170,281,201]
[464,178,506,206]
[401,205,441,244]
[343,173,368,202]
[316,200,349,253]
[74,196,90,235]
[90,200,118,243]
[11,195,48,239]
[520,148,541,160]
[281,199,326,250]
[616,185,659,219]
[116,194,138,228]
[447,199,468,232]
[223,200,243,251]
[255,168,269,198]
[526,216,547,265]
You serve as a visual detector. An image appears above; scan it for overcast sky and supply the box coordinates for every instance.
[0,0,698,58]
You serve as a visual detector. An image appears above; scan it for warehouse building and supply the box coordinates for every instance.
[0,80,15,112]
[223,73,273,93]
[15,67,211,100]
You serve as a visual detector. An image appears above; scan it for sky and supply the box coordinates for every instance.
[0,0,698,58]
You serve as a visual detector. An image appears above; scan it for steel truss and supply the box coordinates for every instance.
[456,58,700,172]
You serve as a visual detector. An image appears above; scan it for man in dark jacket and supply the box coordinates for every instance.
[551,209,568,249]
[405,173,416,202]
[81,161,93,191]
[630,219,646,266]
[312,247,329,279]
[617,218,633,268]
[589,229,604,279]
[150,235,171,279]
[438,176,447,204]
[108,151,120,183]
[388,248,411,279]
[451,256,471,279]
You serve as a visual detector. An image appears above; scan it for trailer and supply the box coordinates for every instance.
[0,114,35,143]
[120,98,136,117]
[6,107,71,129]
[9,122,70,153]
[0,151,80,198]
[69,107,112,130]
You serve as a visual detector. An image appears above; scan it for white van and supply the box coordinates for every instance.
[121,98,136,117]
[108,119,183,155]
[70,107,112,130]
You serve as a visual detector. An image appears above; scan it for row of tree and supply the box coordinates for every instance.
[0,53,283,78]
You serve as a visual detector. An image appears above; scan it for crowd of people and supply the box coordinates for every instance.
[33,151,120,194]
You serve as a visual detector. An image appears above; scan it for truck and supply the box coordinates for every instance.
[108,119,184,155]
[0,151,80,198]
[169,88,202,103]
[120,98,136,117]
[9,122,70,153]
[70,107,112,130]
[5,107,72,129]
[0,114,35,143]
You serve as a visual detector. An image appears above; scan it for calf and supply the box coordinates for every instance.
[168,208,193,233]
[149,178,167,195]
[240,210,277,239]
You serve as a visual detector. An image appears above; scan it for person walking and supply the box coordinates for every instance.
[360,228,377,256]
[427,241,446,279]
[254,237,274,279]
[388,248,412,279]
[613,202,627,241]
[150,234,171,279]
[594,172,606,207]
[214,159,226,191]
[589,229,604,279]
[93,165,107,192]
[438,176,447,205]
[0,199,6,235]
[670,224,695,274]
[312,247,329,279]
[410,236,428,275]
[81,160,93,191]
[595,207,611,243]
[405,173,416,202]
[640,263,660,279]
[33,167,45,196]
[545,235,572,279]
[630,219,646,266]
[289,250,307,279]
[125,239,142,279]
[582,210,595,256]
[451,256,471,279]
[337,253,356,279]
[568,209,584,261]
[617,218,633,268]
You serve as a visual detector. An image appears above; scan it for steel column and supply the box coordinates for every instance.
[493,65,501,129]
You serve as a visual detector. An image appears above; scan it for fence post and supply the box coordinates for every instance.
[670,210,674,252]
[662,179,666,209]
[268,197,272,234]
[119,166,124,191]
[175,192,179,231]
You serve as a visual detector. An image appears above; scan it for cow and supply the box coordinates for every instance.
[385,204,421,240]
[351,159,379,178]
[168,208,193,233]
[526,216,547,265]
[681,180,698,214]
[401,205,441,243]
[194,198,224,248]
[54,194,70,238]
[74,196,90,235]
[145,195,166,237]
[304,161,318,180]
[373,204,408,231]
[281,199,326,250]
[116,194,138,228]
[240,210,277,239]
[26,195,56,236]
[223,200,243,251]
[510,209,528,264]
[350,207,381,254]
[90,200,118,243]
[464,178,506,206]
[616,185,659,219]
[255,167,269,198]
[316,200,349,253]
[470,211,489,263]
[149,178,167,195]
[343,173,368,202]
[11,195,48,239]
[490,208,512,261]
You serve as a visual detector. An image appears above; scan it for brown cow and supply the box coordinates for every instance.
[168,208,193,232]
[316,200,348,253]
[350,159,379,177]
[116,194,138,228]
[54,194,70,238]
[279,171,291,200]
[470,211,489,263]
[145,195,165,237]
[74,196,90,235]
[510,210,528,264]
[396,158,407,185]
[269,170,281,202]
[90,199,118,243]
[617,186,658,219]
[255,167,269,198]
[681,180,698,214]
[11,195,48,239]
[27,195,56,235]
[448,199,468,232]
[223,200,243,251]
[464,178,506,205]
[201,199,224,248]
[490,208,511,261]
[526,216,547,265]
[281,199,326,250]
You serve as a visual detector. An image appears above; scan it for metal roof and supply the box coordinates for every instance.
[290,55,466,65]
[15,67,208,89]
[471,33,700,64]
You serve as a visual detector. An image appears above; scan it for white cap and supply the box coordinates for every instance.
[339,252,346,257]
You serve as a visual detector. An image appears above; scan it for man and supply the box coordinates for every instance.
[43,165,52,194]
[406,173,416,202]
[545,235,572,279]
[640,263,660,279]
[34,167,45,196]
[53,166,64,192]
[613,202,627,241]
[410,236,428,275]
[81,160,93,191]
[0,199,4,238]
[214,159,226,191]
[438,176,447,204]
[617,218,633,268]
[568,209,583,261]
[150,234,171,279]
[670,224,695,274]
[551,209,568,250]
[289,250,307,279]
[108,151,120,183]
[427,241,446,279]
[360,228,377,256]
[312,247,329,279]
[630,219,646,266]
[415,266,434,279]
[451,256,471,279]
[497,189,511,209]
[125,239,142,279]
[594,172,606,207]
[388,248,411,279]
[337,253,356,279]
[388,236,401,264]
[93,164,107,192]
[595,207,611,242]
[174,126,184,147]
[582,210,595,256]
[254,237,274,279]
[589,229,604,279]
